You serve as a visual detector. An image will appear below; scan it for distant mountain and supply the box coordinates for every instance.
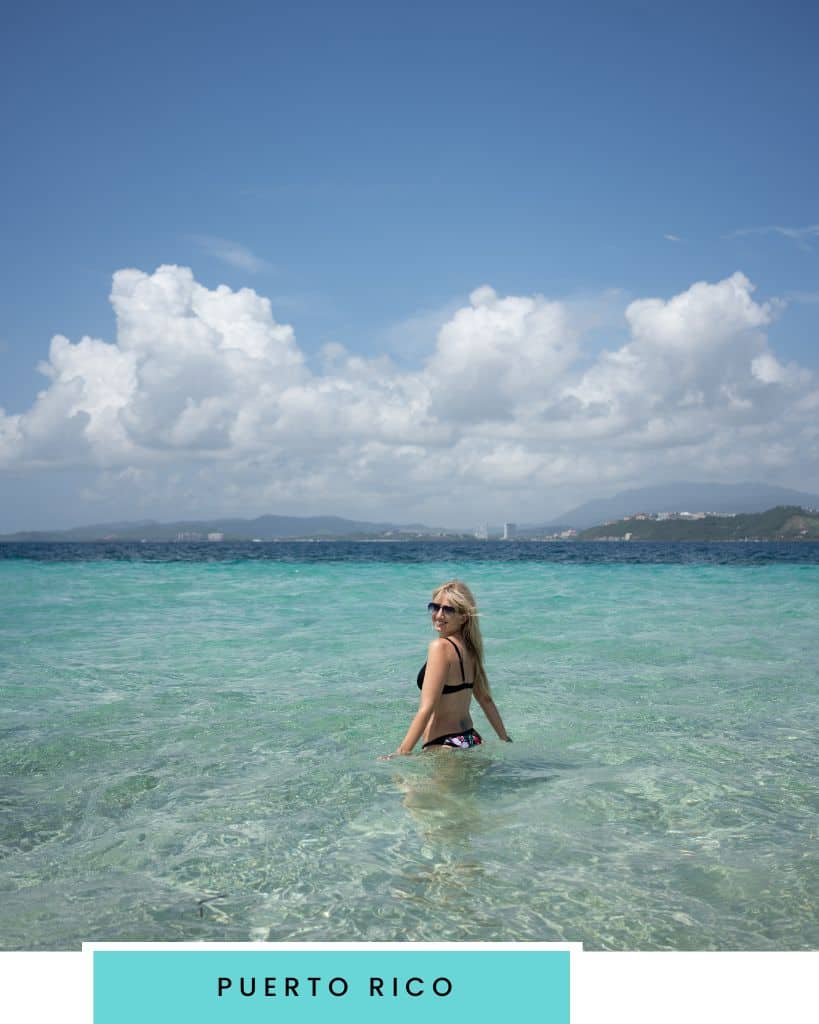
[0,513,441,542]
[549,482,819,530]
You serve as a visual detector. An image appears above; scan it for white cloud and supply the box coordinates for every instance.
[427,285,579,422]
[1,266,817,526]
[191,235,273,273]
[728,224,819,251]
[379,299,462,363]
[565,273,776,420]
[785,290,819,305]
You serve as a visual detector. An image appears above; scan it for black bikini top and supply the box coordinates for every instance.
[417,637,474,694]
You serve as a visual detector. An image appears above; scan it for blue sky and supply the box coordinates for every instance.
[1,0,818,530]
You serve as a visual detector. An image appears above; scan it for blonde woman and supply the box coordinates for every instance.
[384,580,511,757]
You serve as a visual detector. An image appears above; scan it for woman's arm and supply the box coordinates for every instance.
[392,640,449,755]
[475,690,511,742]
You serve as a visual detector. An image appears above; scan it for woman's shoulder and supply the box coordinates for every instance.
[427,637,457,657]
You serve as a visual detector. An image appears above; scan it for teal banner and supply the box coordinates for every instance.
[94,949,569,1024]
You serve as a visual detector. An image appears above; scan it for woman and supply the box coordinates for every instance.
[384,580,511,756]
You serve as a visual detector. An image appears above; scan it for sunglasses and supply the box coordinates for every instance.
[427,602,460,616]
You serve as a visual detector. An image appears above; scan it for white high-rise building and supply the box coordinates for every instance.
[502,522,516,540]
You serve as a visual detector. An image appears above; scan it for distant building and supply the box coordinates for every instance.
[176,531,203,541]
[502,522,517,540]
[474,523,489,540]
[207,532,225,542]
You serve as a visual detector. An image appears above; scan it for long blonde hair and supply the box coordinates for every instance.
[432,580,491,699]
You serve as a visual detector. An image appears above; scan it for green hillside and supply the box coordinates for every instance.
[577,506,819,541]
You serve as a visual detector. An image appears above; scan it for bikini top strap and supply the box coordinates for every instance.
[444,636,466,682]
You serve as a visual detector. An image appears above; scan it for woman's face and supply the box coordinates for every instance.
[430,593,468,637]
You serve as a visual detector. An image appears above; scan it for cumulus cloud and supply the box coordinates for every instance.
[568,273,774,414]
[427,285,578,423]
[1,265,817,525]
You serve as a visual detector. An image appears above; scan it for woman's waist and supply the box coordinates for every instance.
[424,710,474,738]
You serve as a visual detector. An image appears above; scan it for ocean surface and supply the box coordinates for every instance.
[2,541,817,951]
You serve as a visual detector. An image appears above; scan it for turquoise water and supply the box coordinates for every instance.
[1,548,817,950]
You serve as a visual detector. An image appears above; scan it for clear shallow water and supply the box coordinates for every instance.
[1,543,817,950]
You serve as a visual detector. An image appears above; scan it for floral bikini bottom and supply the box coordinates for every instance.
[422,728,483,750]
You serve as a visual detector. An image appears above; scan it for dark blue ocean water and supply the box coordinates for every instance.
[3,539,819,563]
